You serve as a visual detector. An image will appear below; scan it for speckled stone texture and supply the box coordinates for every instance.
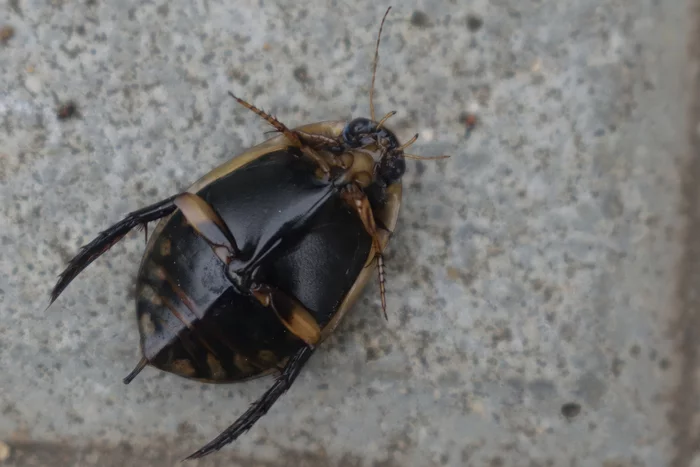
[0,0,691,466]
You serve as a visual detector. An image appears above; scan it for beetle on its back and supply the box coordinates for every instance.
[48,7,448,460]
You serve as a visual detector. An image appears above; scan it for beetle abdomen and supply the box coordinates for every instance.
[135,150,373,383]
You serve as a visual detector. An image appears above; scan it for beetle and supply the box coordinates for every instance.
[48,7,448,460]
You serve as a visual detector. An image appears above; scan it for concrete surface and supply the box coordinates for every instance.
[0,0,692,466]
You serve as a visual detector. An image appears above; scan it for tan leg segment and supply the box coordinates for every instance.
[174,193,239,263]
[228,92,302,147]
[301,146,331,175]
[172,193,305,372]
[228,92,331,175]
[252,284,321,347]
[341,184,388,320]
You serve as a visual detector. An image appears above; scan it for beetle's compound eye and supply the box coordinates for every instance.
[378,152,406,185]
[343,117,401,153]
[342,118,377,148]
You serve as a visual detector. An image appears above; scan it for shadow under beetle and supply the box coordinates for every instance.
[48,7,448,460]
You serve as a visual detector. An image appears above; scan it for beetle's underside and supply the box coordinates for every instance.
[47,7,449,460]
[136,149,379,383]
[49,107,404,455]
[49,122,400,460]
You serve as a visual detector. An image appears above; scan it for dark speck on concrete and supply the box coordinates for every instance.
[561,402,582,419]
[156,4,169,16]
[491,326,512,345]
[611,356,625,377]
[410,11,431,28]
[365,346,380,362]
[9,0,21,16]
[466,14,483,32]
[630,344,641,357]
[293,64,311,85]
[56,101,79,120]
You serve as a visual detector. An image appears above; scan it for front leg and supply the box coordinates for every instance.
[227,92,333,175]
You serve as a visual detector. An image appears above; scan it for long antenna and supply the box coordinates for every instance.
[370,7,392,122]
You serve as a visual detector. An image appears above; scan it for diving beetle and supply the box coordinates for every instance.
[48,7,448,459]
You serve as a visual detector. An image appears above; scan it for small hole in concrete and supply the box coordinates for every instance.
[561,402,581,418]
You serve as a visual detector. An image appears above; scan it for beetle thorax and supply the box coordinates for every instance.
[336,147,380,189]
[320,117,406,189]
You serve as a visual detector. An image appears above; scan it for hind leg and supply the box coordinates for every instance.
[49,195,179,305]
[184,345,315,460]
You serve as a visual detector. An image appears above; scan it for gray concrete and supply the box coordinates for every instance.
[0,0,691,466]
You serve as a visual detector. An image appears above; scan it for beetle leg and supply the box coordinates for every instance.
[173,192,240,263]
[227,92,332,175]
[301,146,331,176]
[184,345,315,460]
[341,184,388,320]
[250,284,321,347]
[228,92,302,146]
[49,195,179,306]
[295,130,339,148]
[136,222,149,245]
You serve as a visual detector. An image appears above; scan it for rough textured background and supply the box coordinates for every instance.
[0,0,692,466]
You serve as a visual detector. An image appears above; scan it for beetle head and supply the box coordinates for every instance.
[340,7,448,189]
[342,117,399,151]
[341,117,407,185]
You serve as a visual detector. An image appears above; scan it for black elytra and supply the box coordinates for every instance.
[47,6,449,461]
